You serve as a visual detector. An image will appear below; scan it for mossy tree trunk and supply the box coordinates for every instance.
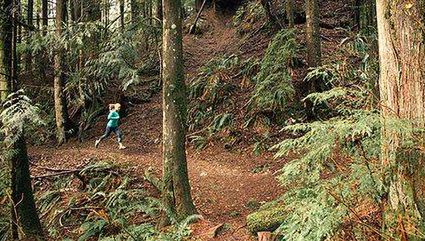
[376,0,425,239]
[1,0,44,239]
[54,0,71,145]
[162,0,197,222]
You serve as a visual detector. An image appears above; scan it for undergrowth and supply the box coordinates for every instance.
[245,29,297,128]
[34,161,195,240]
[188,54,257,149]
[258,30,416,240]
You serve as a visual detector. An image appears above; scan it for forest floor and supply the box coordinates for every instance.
[29,9,285,241]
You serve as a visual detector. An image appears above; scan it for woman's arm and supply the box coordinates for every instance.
[108,112,120,120]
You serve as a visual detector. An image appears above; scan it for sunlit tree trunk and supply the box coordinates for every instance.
[162,0,197,222]
[377,0,425,239]
[1,0,44,239]
[54,0,71,145]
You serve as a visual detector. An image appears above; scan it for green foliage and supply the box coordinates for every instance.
[35,161,195,240]
[266,32,401,240]
[0,90,44,145]
[233,1,266,35]
[188,54,239,132]
[0,165,10,241]
[248,29,297,114]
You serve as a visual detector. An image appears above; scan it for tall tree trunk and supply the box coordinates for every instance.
[162,0,197,222]
[286,0,294,28]
[54,0,71,145]
[156,0,163,21]
[131,0,140,23]
[42,0,48,31]
[25,0,34,80]
[305,0,321,68]
[120,0,125,30]
[1,0,44,239]
[376,0,425,239]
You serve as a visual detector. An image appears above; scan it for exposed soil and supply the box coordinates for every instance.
[30,2,354,239]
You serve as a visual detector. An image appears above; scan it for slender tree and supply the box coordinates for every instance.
[131,0,140,23]
[286,0,294,28]
[305,0,321,68]
[41,0,48,31]
[120,0,125,30]
[376,0,425,239]
[54,0,71,145]
[1,0,44,239]
[156,0,163,21]
[25,0,34,79]
[162,0,197,221]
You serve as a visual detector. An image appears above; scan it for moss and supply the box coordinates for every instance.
[246,205,287,233]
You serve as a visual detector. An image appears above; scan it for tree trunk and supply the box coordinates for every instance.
[286,0,295,28]
[131,0,141,23]
[162,0,197,222]
[42,0,48,32]
[1,0,44,239]
[54,0,71,145]
[120,0,125,30]
[305,0,321,68]
[354,0,362,29]
[376,0,425,239]
[156,0,163,21]
[25,0,34,80]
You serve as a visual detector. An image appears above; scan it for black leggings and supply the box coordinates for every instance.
[99,126,123,143]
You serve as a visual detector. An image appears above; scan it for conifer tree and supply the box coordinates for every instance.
[376,0,425,238]
[162,0,197,221]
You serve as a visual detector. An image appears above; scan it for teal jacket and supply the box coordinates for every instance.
[107,111,120,128]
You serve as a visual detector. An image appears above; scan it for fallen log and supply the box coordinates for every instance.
[246,205,287,233]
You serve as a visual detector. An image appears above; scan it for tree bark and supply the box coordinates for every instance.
[42,0,48,32]
[1,0,44,239]
[156,0,163,21]
[131,0,141,23]
[162,0,197,222]
[54,0,71,145]
[305,0,321,68]
[120,0,125,31]
[376,0,425,238]
[25,0,34,80]
[286,0,295,28]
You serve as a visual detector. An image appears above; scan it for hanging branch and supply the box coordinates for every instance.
[189,0,207,34]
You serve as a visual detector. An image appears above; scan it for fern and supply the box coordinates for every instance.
[249,29,297,115]
[0,90,44,145]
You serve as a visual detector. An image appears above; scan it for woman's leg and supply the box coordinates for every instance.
[114,128,126,149]
[95,127,112,147]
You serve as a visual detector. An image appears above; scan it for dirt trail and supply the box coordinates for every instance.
[30,10,284,241]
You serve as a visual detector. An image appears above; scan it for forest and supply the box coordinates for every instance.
[0,0,424,240]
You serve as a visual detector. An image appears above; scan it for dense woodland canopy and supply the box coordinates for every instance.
[0,0,424,240]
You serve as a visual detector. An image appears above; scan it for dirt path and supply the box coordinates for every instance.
[30,10,284,241]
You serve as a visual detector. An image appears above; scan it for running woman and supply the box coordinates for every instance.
[95,103,126,149]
